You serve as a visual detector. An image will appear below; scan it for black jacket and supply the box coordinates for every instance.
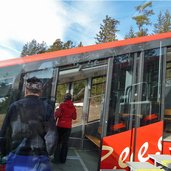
[0,95,57,156]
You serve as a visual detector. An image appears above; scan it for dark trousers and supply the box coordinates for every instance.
[54,127,71,163]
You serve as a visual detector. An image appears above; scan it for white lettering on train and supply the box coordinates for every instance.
[101,136,162,169]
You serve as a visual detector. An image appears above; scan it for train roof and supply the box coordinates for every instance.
[1,32,171,68]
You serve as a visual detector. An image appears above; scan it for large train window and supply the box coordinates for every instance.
[164,47,171,133]
[107,53,134,134]
[0,77,14,128]
[107,48,162,135]
[0,65,22,128]
[141,48,161,119]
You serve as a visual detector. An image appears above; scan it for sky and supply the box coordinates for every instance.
[0,0,171,61]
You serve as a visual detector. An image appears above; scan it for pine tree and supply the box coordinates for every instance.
[63,40,75,49]
[133,1,154,37]
[154,10,171,33]
[163,10,171,32]
[154,11,163,33]
[20,39,47,57]
[77,42,83,47]
[95,15,119,44]
[47,39,80,52]
[125,26,136,39]
[47,39,64,52]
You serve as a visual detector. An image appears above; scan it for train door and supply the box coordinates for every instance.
[55,80,87,148]
[55,60,108,146]
[84,76,106,146]
[53,59,108,170]
[101,47,164,170]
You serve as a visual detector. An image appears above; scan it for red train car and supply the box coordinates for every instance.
[1,32,171,170]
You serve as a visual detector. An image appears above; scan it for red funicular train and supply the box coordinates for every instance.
[1,32,171,170]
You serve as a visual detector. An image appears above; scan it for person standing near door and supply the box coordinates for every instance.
[54,93,77,163]
[0,77,57,171]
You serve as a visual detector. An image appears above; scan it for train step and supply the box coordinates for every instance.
[126,161,163,171]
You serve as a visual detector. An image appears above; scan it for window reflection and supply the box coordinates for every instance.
[0,65,22,128]
[23,68,54,100]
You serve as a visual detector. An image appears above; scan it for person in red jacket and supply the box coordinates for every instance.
[54,93,77,163]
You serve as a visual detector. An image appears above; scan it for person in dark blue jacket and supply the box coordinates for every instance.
[0,77,57,171]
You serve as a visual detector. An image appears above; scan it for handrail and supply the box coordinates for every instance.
[123,82,149,103]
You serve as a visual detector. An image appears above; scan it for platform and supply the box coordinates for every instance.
[51,147,99,171]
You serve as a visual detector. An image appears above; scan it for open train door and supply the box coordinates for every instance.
[54,59,108,170]
[56,60,108,149]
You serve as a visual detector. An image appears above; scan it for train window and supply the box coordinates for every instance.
[0,78,13,128]
[0,65,22,128]
[166,61,171,81]
[108,48,162,135]
[143,49,161,116]
[56,84,68,104]
[88,77,106,122]
[73,80,86,127]
[164,47,171,134]
[166,50,171,86]
[107,53,134,134]
[23,68,54,100]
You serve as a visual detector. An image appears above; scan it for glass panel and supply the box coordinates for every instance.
[165,50,171,88]
[107,53,134,135]
[23,61,54,72]
[56,80,86,140]
[56,84,68,104]
[164,48,171,133]
[88,77,106,122]
[0,78,12,128]
[107,49,161,136]
[56,80,86,128]
[0,65,22,129]
[73,80,86,127]
[141,48,161,125]
[23,68,54,104]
